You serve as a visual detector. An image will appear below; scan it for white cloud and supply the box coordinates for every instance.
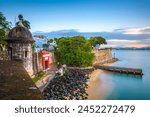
[114,27,150,34]
[107,39,146,48]
[108,39,140,43]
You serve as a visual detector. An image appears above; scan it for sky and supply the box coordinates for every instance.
[0,0,150,47]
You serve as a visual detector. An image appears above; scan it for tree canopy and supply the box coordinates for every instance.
[0,12,12,51]
[42,39,55,51]
[88,36,107,47]
[55,36,95,66]
[47,39,53,44]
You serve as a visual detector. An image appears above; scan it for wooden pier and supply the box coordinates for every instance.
[94,65,143,76]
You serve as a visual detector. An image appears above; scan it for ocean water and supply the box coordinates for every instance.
[100,50,150,100]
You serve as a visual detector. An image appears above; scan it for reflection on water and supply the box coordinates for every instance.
[101,72,143,100]
[87,70,113,100]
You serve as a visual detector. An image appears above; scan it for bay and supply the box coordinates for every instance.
[100,50,150,100]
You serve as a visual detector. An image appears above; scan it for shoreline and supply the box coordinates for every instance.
[40,58,118,100]
[86,69,106,100]
[86,58,118,100]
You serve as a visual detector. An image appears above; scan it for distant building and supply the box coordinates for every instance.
[33,37,56,52]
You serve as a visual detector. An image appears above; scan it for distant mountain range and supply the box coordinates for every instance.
[32,29,150,50]
[113,46,150,50]
[32,29,150,40]
[32,29,103,39]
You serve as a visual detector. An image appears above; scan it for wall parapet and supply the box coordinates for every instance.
[93,48,113,65]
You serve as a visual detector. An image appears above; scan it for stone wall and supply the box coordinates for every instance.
[93,48,112,65]
[33,51,55,75]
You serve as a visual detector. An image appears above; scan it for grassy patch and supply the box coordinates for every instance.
[33,71,45,83]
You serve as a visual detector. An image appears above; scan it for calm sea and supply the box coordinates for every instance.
[101,50,150,100]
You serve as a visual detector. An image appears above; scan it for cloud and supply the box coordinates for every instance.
[33,26,150,48]
[101,26,150,47]
[113,27,150,34]
[51,29,79,33]
[124,44,150,48]
[107,39,150,48]
[107,39,139,47]
[108,39,140,43]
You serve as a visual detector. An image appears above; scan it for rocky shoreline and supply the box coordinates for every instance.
[42,58,118,100]
[43,68,93,100]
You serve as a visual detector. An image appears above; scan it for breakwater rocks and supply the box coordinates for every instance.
[43,69,93,100]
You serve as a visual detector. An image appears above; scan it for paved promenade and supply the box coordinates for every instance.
[0,61,44,100]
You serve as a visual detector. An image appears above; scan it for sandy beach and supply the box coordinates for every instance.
[87,63,114,100]
[87,69,108,99]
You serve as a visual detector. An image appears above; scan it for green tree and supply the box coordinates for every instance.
[16,14,31,29]
[56,36,95,66]
[88,36,107,47]
[0,12,12,51]
[43,39,55,51]
[43,43,49,50]
[47,39,53,44]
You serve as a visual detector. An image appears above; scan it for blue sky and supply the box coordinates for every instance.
[0,0,150,32]
[0,0,150,47]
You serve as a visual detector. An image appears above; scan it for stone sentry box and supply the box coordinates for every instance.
[6,15,34,76]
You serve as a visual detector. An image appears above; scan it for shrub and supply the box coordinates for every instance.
[33,71,45,83]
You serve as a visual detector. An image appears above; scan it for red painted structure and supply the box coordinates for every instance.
[41,51,50,71]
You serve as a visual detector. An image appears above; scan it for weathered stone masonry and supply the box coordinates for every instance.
[7,25,34,76]
[93,48,112,65]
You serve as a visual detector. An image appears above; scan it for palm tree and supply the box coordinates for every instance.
[0,12,12,51]
[0,12,11,31]
[15,14,31,29]
[43,43,49,51]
